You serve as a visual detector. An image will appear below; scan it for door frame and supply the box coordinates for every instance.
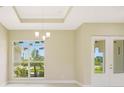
[91,36,124,86]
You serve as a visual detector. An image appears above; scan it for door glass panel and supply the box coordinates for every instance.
[114,40,124,73]
[94,40,105,73]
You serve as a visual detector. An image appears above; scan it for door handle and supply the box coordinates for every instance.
[110,64,112,66]
[109,64,112,69]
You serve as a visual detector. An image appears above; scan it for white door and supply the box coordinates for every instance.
[92,36,124,86]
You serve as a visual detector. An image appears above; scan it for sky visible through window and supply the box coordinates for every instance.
[95,47,103,57]
[16,41,44,60]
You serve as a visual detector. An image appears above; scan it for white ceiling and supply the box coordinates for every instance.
[0,6,124,30]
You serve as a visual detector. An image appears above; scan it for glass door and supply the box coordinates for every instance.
[113,40,124,73]
[92,36,124,86]
[110,38,124,86]
[92,36,110,86]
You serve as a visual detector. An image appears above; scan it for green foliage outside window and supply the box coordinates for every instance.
[94,56,103,73]
[14,41,45,78]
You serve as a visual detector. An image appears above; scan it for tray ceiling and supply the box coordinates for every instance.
[0,6,124,30]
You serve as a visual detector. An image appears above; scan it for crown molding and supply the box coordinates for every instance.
[13,6,22,22]
[64,6,73,21]
[0,23,8,31]
[21,18,64,23]
[8,29,76,31]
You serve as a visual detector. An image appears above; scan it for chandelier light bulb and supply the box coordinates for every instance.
[46,32,51,38]
[35,32,39,38]
[42,35,46,41]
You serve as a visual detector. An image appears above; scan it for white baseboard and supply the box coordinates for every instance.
[75,81,91,87]
[8,80,91,87]
[0,82,8,87]
[75,81,83,87]
[8,80,77,84]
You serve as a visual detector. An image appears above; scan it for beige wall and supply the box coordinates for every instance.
[0,24,8,84]
[8,30,76,81]
[75,23,124,85]
[3,23,124,85]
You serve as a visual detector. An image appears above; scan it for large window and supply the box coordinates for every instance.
[13,41,45,78]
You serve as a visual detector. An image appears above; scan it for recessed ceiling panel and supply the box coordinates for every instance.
[15,6,70,19]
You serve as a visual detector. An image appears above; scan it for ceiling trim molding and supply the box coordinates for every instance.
[13,6,22,22]
[9,29,76,31]
[0,23,8,31]
[76,23,84,30]
[21,18,64,23]
[64,6,73,21]
[12,6,72,23]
